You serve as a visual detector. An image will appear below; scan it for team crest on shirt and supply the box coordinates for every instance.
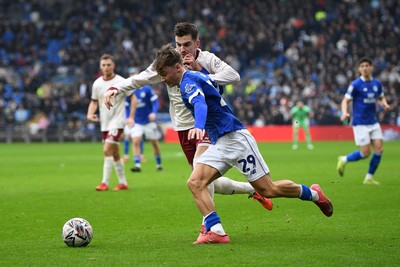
[184,84,195,94]
[373,86,378,92]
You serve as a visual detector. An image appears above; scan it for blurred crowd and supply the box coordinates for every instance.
[1,0,399,137]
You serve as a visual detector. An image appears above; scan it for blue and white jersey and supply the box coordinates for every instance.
[133,85,159,125]
[179,70,244,144]
[345,76,384,126]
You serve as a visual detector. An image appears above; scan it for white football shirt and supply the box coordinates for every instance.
[91,74,132,131]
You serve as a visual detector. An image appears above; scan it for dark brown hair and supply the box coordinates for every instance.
[174,22,199,40]
[357,57,372,66]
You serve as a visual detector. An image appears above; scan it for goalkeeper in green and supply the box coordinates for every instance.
[290,101,314,150]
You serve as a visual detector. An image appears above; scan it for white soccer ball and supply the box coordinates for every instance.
[62,218,93,247]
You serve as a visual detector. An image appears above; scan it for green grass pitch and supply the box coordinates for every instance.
[0,141,399,266]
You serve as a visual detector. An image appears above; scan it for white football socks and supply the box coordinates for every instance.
[213,177,254,195]
[102,156,114,185]
[114,160,127,185]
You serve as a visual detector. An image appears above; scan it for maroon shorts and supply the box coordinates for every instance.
[101,129,123,143]
[178,129,211,167]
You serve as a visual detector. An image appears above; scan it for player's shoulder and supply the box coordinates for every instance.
[350,77,364,87]
[142,84,153,91]
[93,76,103,86]
[113,74,125,83]
[197,49,219,63]
[371,77,382,86]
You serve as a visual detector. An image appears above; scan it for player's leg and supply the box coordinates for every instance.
[188,163,230,244]
[96,141,113,191]
[122,125,130,163]
[337,125,370,176]
[302,122,313,149]
[193,144,214,198]
[292,121,299,150]
[131,136,142,171]
[107,129,128,190]
[139,139,146,162]
[146,122,162,171]
[250,174,333,217]
[130,125,144,172]
[111,141,128,191]
[364,125,384,185]
[150,139,162,170]
[231,129,331,216]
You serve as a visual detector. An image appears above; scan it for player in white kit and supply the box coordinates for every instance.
[87,54,136,191]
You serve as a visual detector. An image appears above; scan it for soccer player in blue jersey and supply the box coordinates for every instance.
[122,67,146,164]
[122,93,136,163]
[128,83,163,172]
[337,57,390,185]
[153,44,333,244]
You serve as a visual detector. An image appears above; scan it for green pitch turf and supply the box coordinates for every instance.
[0,141,399,266]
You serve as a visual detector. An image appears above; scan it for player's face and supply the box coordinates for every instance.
[159,64,181,87]
[175,34,199,58]
[100,59,115,78]
[358,62,373,79]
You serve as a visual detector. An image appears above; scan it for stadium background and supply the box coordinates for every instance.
[0,0,399,142]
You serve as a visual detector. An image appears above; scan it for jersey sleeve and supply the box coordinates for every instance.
[345,83,355,99]
[199,51,240,85]
[113,62,162,93]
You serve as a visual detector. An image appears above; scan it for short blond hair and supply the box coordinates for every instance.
[100,53,115,63]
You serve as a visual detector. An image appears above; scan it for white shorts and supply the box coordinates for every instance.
[197,129,270,182]
[123,124,131,136]
[130,122,161,140]
[352,123,383,146]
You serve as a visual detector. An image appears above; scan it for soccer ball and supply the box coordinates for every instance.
[62,218,93,247]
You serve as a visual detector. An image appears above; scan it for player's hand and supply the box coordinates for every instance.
[340,112,350,121]
[188,128,204,140]
[104,87,119,110]
[382,103,391,111]
[87,114,99,122]
[148,113,156,121]
[183,54,202,71]
[126,117,135,127]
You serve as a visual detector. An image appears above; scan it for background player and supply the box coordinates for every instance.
[123,67,145,164]
[290,100,314,150]
[87,54,134,191]
[128,75,163,172]
[337,57,390,185]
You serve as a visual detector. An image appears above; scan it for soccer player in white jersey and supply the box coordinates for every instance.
[129,83,163,172]
[103,23,272,210]
[153,44,333,244]
[87,54,135,191]
[337,57,390,185]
